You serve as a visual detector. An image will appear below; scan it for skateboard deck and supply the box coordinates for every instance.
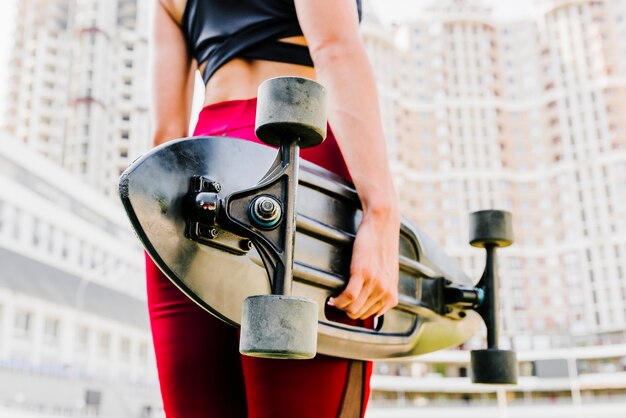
[120,136,482,360]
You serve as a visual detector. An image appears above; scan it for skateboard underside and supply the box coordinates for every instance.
[120,136,481,360]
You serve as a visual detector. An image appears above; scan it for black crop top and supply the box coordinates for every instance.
[181,0,362,84]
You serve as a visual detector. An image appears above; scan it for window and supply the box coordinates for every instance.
[139,342,148,363]
[14,310,32,338]
[98,332,110,356]
[120,338,131,361]
[77,326,89,352]
[32,219,40,246]
[44,317,60,345]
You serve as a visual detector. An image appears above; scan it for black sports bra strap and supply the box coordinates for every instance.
[201,41,314,84]
[240,41,314,66]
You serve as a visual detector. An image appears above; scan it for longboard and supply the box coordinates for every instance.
[120,136,482,360]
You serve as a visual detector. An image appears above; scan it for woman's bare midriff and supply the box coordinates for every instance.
[200,38,317,106]
[162,0,315,106]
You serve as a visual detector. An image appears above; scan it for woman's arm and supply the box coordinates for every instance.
[151,0,196,146]
[294,0,400,319]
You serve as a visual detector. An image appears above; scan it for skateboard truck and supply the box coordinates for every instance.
[184,77,327,359]
[467,210,518,384]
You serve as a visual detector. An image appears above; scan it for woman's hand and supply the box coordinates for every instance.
[329,203,400,320]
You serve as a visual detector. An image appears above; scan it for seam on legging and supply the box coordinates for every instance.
[336,360,364,418]
[359,361,366,418]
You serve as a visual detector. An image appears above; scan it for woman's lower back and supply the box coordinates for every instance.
[202,45,317,106]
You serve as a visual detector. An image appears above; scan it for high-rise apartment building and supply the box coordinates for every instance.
[5,0,73,164]
[363,0,626,349]
[1,2,159,414]
[362,0,626,414]
[4,0,151,198]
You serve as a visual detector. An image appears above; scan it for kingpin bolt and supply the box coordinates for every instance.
[260,199,274,214]
[249,195,282,229]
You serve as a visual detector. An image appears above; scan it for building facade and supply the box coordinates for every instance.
[362,0,626,415]
[1,1,159,415]
[4,0,151,198]
[369,345,626,418]
[0,134,160,416]
[363,0,626,349]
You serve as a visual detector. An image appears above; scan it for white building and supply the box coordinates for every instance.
[0,132,161,417]
[4,0,151,199]
[361,0,626,415]
[367,345,626,418]
[4,0,73,164]
[0,1,167,415]
[363,0,626,348]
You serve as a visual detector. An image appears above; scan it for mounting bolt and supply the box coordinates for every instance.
[240,239,253,252]
[211,182,222,193]
[249,195,282,229]
[198,226,219,240]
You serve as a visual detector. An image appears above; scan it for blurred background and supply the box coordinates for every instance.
[0,0,625,417]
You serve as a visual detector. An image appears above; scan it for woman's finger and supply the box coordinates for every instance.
[345,283,380,319]
[349,276,389,319]
[375,294,398,318]
[329,271,364,309]
[355,297,385,320]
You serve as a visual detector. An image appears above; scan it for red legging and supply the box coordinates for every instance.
[146,98,373,418]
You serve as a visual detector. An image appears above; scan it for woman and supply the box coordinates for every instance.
[149,0,400,417]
